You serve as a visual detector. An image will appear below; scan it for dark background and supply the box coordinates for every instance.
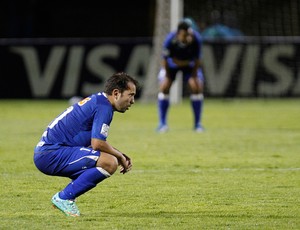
[185,0,300,36]
[0,0,156,38]
[1,0,299,39]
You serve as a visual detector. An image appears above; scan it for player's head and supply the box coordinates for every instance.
[177,20,191,32]
[104,72,139,113]
[104,72,139,95]
[177,21,193,44]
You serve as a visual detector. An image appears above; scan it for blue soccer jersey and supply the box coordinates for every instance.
[35,92,113,153]
[162,30,202,64]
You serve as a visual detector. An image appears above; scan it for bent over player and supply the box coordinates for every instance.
[157,19,205,132]
[34,72,138,217]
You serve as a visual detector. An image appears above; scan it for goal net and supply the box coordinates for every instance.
[141,0,300,101]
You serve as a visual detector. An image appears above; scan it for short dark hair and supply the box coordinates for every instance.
[104,72,139,95]
[177,21,191,31]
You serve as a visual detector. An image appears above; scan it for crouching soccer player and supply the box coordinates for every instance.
[33,72,138,217]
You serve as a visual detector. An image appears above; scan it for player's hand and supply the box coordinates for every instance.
[119,154,132,174]
[122,153,132,168]
[172,58,190,67]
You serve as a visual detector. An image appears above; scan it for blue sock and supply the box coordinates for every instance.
[59,167,110,200]
[158,93,169,126]
[190,94,203,127]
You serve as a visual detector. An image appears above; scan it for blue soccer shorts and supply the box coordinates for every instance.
[34,146,100,180]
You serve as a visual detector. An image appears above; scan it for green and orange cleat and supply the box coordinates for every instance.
[51,192,80,217]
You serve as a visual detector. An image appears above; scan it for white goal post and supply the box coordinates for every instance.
[169,0,184,104]
[141,0,184,104]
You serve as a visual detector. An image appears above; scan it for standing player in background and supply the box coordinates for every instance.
[157,19,205,133]
[34,72,138,217]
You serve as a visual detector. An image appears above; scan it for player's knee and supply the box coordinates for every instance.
[189,83,203,94]
[158,92,170,100]
[159,84,170,94]
[96,153,118,175]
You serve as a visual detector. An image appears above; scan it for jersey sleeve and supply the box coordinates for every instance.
[162,32,175,59]
[91,99,113,141]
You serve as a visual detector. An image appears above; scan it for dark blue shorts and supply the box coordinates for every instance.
[34,146,100,180]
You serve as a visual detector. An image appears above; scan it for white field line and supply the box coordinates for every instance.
[132,168,300,174]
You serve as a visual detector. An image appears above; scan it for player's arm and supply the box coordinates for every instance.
[162,58,171,79]
[113,147,132,173]
[191,58,201,78]
[91,138,130,173]
[162,49,190,73]
[191,32,203,78]
[172,58,190,67]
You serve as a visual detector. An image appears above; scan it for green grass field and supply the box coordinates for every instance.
[0,99,299,229]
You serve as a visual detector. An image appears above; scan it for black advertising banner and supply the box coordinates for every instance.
[0,37,299,98]
[0,38,152,99]
[203,38,300,97]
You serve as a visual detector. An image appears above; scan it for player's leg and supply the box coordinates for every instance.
[187,69,205,132]
[35,146,116,217]
[157,68,174,132]
[52,152,115,217]
[57,148,116,200]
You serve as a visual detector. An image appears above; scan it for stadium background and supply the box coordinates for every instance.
[0,0,299,99]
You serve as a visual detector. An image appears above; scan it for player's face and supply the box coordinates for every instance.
[113,82,136,113]
[177,29,192,45]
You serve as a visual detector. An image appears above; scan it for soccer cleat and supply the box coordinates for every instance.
[51,192,80,217]
[156,124,169,133]
[194,124,205,133]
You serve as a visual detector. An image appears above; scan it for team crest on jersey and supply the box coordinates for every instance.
[100,123,109,137]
